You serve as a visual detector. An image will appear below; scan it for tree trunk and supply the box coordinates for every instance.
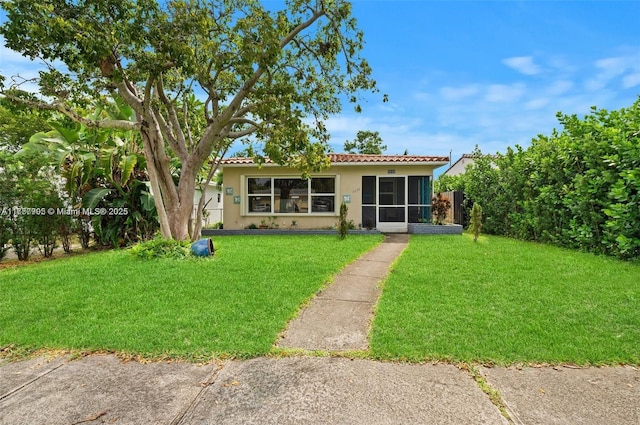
[139,126,172,239]
[139,111,207,242]
[170,171,196,241]
[138,113,195,241]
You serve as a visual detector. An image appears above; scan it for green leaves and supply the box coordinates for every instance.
[344,130,387,154]
[438,97,640,261]
[119,154,138,186]
[1,0,380,240]
[82,188,112,209]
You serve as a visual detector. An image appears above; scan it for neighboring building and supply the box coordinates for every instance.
[442,154,474,176]
[220,153,449,233]
[193,181,223,226]
[443,153,497,176]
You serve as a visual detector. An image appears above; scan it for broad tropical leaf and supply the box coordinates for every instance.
[119,154,138,186]
[49,121,81,144]
[82,188,112,209]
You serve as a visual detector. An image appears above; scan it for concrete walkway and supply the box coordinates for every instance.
[1,234,639,424]
[276,233,408,351]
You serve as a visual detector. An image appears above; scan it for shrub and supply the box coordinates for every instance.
[129,236,193,259]
[0,151,66,260]
[469,203,483,242]
[431,192,452,225]
[338,202,349,239]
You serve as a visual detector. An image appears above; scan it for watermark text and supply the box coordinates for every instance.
[0,207,129,216]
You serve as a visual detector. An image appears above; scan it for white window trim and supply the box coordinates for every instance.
[245,175,338,216]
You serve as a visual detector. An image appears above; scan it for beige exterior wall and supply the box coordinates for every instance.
[444,157,473,176]
[222,162,442,230]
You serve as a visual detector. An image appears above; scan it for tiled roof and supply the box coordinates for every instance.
[221,153,449,165]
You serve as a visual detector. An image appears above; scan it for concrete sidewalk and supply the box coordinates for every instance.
[1,234,639,424]
[1,354,638,424]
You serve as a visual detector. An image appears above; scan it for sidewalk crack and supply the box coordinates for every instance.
[169,362,225,425]
[464,364,515,424]
[0,360,68,403]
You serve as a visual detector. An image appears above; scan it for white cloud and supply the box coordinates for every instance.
[324,115,374,135]
[547,55,577,75]
[623,73,640,88]
[596,56,628,74]
[377,101,404,113]
[412,91,432,102]
[502,56,542,75]
[484,83,526,103]
[586,57,626,90]
[525,98,550,110]
[439,84,480,101]
[546,79,574,96]
[585,50,640,91]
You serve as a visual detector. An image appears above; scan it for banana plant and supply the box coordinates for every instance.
[19,95,158,247]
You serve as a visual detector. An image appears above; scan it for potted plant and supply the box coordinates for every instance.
[268,216,279,229]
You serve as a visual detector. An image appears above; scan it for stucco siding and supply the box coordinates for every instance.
[222,162,441,230]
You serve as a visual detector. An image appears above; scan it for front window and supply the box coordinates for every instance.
[247,177,336,214]
[248,178,272,213]
[274,178,309,213]
[311,178,335,213]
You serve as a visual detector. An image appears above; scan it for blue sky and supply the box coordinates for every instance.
[334,0,640,160]
[1,1,639,164]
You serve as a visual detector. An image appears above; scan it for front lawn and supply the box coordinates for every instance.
[0,234,383,360]
[370,234,640,365]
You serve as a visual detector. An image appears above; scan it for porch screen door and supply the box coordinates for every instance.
[378,177,405,224]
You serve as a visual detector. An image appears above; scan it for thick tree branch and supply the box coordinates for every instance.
[279,8,325,49]
[229,117,261,127]
[155,77,188,160]
[99,56,144,116]
[235,103,257,116]
[192,141,231,239]
[57,106,140,131]
[227,126,259,139]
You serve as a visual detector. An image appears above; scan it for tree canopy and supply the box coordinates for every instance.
[0,0,381,240]
[344,130,386,154]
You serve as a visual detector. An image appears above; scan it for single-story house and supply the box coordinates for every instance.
[220,153,449,233]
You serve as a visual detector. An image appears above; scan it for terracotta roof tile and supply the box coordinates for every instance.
[221,154,449,165]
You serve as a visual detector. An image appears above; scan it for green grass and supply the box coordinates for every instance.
[370,234,640,365]
[0,234,383,360]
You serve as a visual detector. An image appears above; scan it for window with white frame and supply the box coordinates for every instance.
[247,177,336,214]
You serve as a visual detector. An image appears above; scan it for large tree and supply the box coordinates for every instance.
[0,0,379,240]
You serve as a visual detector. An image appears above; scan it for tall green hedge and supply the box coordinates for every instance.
[440,97,640,260]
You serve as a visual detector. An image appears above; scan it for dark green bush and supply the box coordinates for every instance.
[129,236,193,259]
[338,202,349,239]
